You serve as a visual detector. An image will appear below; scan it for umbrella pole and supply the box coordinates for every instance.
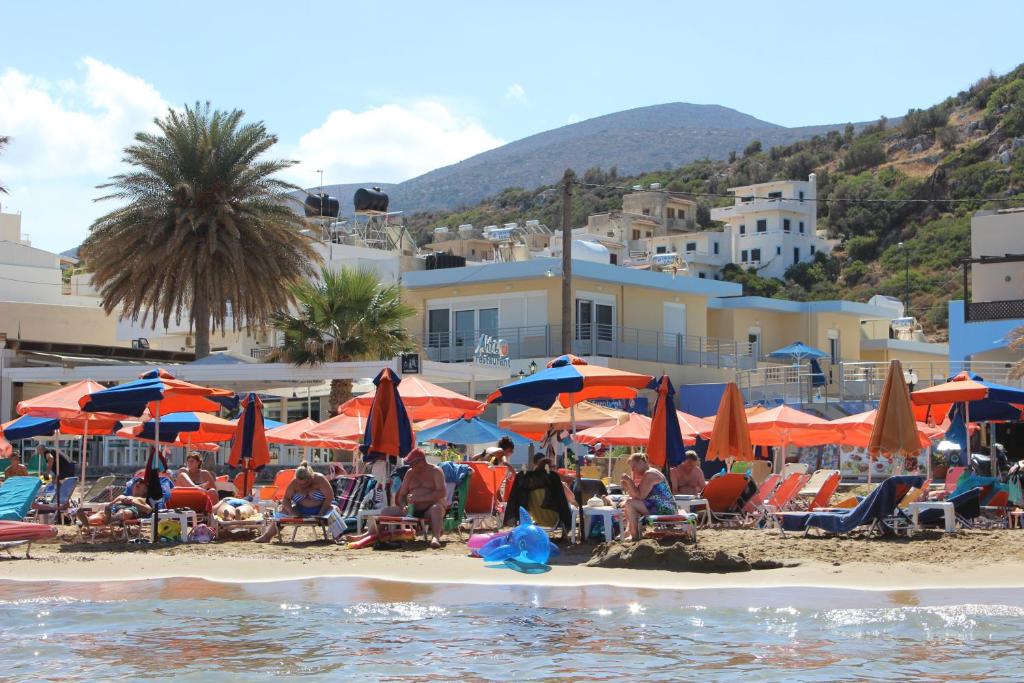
[80,422,89,507]
[153,404,161,544]
[571,397,582,543]
[54,432,61,526]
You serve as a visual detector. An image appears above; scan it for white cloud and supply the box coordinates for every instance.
[504,83,527,103]
[567,113,583,124]
[0,57,167,180]
[289,102,503,184]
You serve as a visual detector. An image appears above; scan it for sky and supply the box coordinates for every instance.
[1,0,1023,253]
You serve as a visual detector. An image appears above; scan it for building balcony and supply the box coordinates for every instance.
[710,198,812,220]
[965,299,1024,322]
[415,324,756,369]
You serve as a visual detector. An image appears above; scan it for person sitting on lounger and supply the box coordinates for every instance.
[77,478,153,526]
[255,461,334,543]
[213,497,259,521]
[620,453,676,541]
[175,452,215,490]
[4,452,28,479]
[670,451,706,496]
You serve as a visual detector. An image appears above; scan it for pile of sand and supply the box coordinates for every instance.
[586,539,789,573]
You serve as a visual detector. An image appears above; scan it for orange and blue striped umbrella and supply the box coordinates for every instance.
[647,375,688,469]
[359,368,414,460]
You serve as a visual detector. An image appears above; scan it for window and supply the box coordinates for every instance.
[751,248,761,262]
[685,242,697,253]
[713,273,720,280]
[656,245,667,254]
[645,231,652,238]
[793,247,800,264]
[799,221,805,234]
[667,208,675,219]
[596,304,614,342]
[427,309,449,347]
[632,229,640,240]
[679,210,686,219]
[713,242,719,255]
[768,191,783,199]
[741,249,749,262]
[454,310,475,346]
[642,208,650,216]
[776,246,782,256]
[470,248,475,256]
[757,219,767,233]
[479,308,499,337]
[698,272,706,279]
[810,244,816,255]
[783,218,791,232]
[739,224,746,235]
[741,196,754,203]
[798,190,805,203]
[609,253,617,265]
[576,299,592,340]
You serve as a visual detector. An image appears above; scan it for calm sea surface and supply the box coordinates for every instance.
[0,577,1021,681]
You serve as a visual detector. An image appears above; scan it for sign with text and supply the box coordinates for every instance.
[473,334,511,368]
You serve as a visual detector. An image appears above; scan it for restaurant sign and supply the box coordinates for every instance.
[474,334,511,368]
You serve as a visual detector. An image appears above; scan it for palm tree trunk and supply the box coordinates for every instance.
[329,378,352,416]
[192,296,210,359]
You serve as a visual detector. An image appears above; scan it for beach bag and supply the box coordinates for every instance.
[324,507,346,540]
[188,523,216,544]
[157,519,181,542]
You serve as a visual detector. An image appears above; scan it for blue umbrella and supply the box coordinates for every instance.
[79,368,238,417]
[417,417,532,446]
[944,404,969,459]
[359,368,414,462]
[1,415,61,441]
[768,342,829,402]
[263,418,284,430]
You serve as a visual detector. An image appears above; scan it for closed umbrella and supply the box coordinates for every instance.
[359,368,414,486]
[340,376,483,420]
[705,383,753,463]
[228,393,271,498]
[868,359,925,480]
[648,375,689,470]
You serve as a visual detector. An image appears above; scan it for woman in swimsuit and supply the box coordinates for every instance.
[212,497,258,521]
[77,479,153,526]
[620,452,676,541]
[255,461,334,543]
[175,452,215,490]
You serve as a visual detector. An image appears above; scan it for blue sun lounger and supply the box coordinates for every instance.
[0,476,43,521]
[778,475,924,536]
[917,487,982,528]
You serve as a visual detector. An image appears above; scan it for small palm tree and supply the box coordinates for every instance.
[0,135,10,194]
[271,266,416,414]
[1009,325,1024,378]
[82,103,319,358]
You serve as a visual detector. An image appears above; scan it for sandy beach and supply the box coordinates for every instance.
[3,526,1023,591]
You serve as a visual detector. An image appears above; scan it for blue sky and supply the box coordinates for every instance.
[2,0,1023,252]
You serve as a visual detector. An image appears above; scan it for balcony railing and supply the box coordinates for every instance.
[416,324,756,369]
[966,299,1024,322]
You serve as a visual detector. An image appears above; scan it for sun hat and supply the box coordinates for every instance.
[404,448,426,466]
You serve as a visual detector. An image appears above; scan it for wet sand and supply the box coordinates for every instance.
[1,526,1022,590]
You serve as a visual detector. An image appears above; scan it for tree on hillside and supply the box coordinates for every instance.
[270,267,415,414]
[82,103,319,358]
[1009,326,1024,379]
[0,136,9,194]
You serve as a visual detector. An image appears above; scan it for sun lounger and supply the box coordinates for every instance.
[757,473,809,528]
[30,480,78,523]
[980,489,1012,528]
[781,462,810,478]
[0,477,43,521]
[741,474,781,516]
[367,467,473,543]
[731,460,771,486]
[779,475,924,536]
[0,520,57,558]
[916,486,981,528]
[696,473,752,526]
[932,466,966,500]
[804,471,841,511]
[798,469,840,502]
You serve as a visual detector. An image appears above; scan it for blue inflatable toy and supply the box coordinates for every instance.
[479,507,560,573]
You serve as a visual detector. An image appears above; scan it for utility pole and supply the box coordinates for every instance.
[899,241,909,314]
[560,169,575,354]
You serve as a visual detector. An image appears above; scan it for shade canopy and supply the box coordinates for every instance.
[868,360,923,457]
[340,376,483,420]
[1,413,124,440]
[416,417,532,446]
[1,415,61,441]
[130,411,237,443]
[266,418,321,447]
[676,410,714,440]
[831,410,940,449]
[359,368,414,459]
[911,371,1024,424]
[500,401,628,440]
[577,412,653,446]
[18,380,121,419]
[744,405,840,447]
[487,355,652,410]
[113,426,219,451]
[705,383,752,461]
[80,368,237,417]
[301,414,363,449]
[767,342,829,361]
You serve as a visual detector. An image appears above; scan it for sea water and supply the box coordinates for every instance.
[0,578,1021,681]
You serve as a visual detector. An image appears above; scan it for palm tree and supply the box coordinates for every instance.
[81,103,319,358]
[271,266,415,414]
[0,135,10,194]
[1010,325,1024,378]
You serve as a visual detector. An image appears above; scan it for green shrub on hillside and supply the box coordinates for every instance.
[842,136,887,172]
[844,260,868,285]
[845,235,879,261]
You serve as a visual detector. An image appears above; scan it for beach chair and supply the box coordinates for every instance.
[778,475,924,537]
[463,462,505,532]
[741,474,781,517]
[932,467,966,501]
[756,473,809,528]
[917,486,981,529]
[29,480,78,523]
[804,471,841,511]
[0,477,43,521]
[798,470,840,502]
[0,520,58,558]
[695,473,751,526]
[374,466,473,543]
[980,489,1011,528]
[731,460,771,486]
[781,462,810,478]
[252,469,296,512]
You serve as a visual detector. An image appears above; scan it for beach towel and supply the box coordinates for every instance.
[917,487,981,527]
[440,462,471,486]
[503,470,571,530]
[0,477,42,521]
[780,475,924,534]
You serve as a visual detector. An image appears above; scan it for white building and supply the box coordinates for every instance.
[710,174,837,280]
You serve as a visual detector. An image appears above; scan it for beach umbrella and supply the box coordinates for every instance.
[301,413,365,449]
[416,416,532,446]
[499,401,628,440]
[676,410,714,441]
[647,375,689,469]
[487,355,653,539]
[705,383,753,463]
[228,393,271,498]
[359,367,414,464]
[831,410,940,449]
[577,413,655,446]
[868,360,925,480]
[113,426,220,451]
[744,405,839,473]
[130,412,237,444]
[266,418,320,446]
[1,415,61,441]
[768,341,828,403]
[340,376,484,420]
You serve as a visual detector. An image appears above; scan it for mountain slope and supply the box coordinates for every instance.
[303,103,866,214]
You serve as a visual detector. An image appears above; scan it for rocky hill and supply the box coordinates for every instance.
[404,64,1024,341]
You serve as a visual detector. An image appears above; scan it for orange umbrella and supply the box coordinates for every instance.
[339,376,483,420]
[869,360,926,484]
[128,412,237,443]
[744,405,840,473]
[266,418,321,447]
[705,383,753,462]
[499,401,627,440]
[229,393,271,497]
[114,426,220,451]
[301,413,365,448]
[676,410,713,440]
[579,413,659,446]
[832,410,940,450]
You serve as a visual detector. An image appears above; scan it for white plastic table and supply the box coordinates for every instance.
[152,509,198,542]
[907,501,955,535]
[675,497,710,526]
[582,506,623,543]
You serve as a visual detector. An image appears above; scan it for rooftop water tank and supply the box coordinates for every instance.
[650,182,662,190]
[572,239,610,264]
[303,193,340,218]
[353,187,389,213]
[434,226,449,234]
